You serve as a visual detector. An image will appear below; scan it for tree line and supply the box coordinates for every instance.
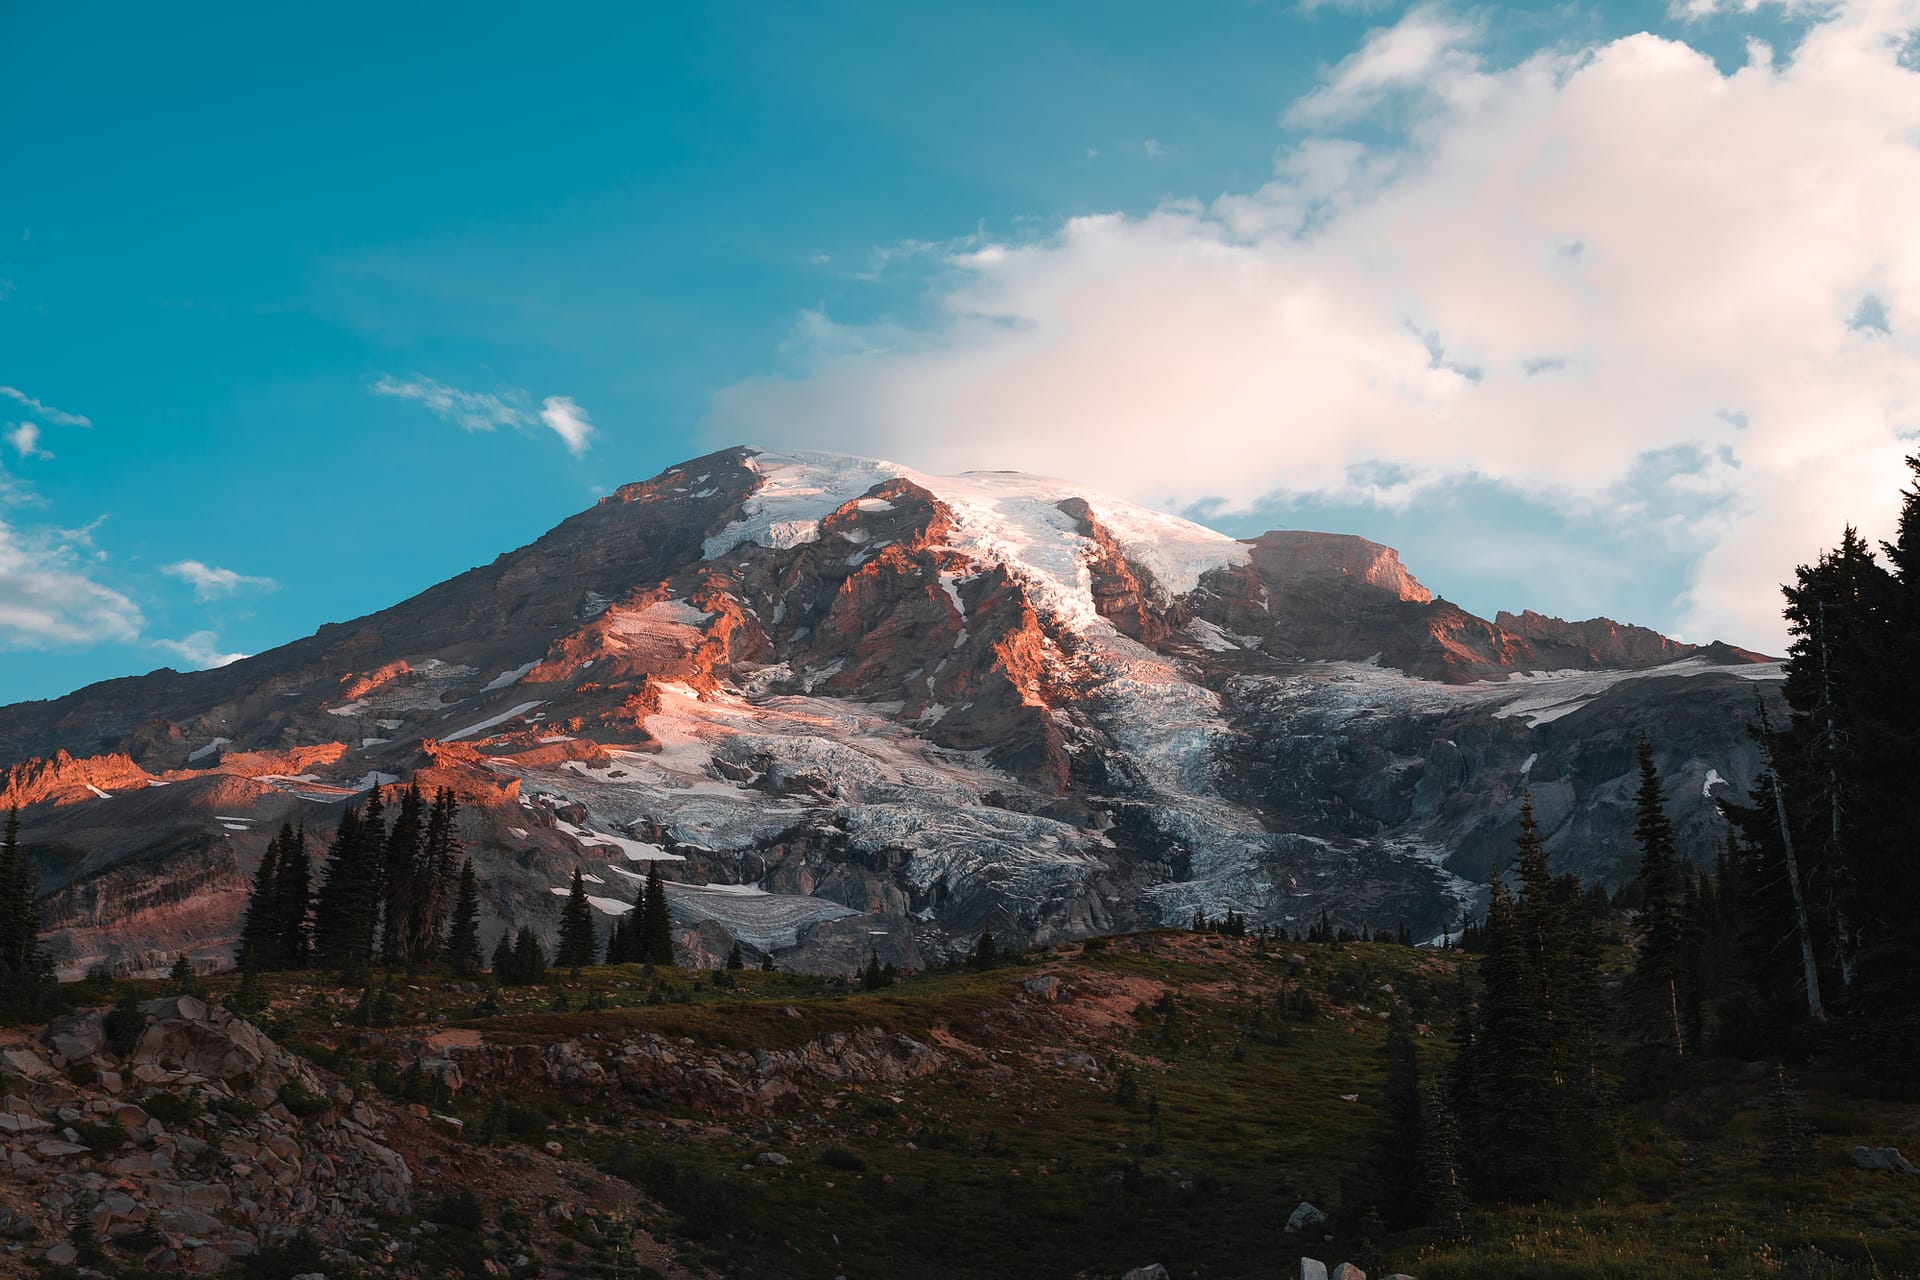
[1341,458,1920,1235]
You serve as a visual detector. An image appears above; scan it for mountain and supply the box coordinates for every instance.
[0,447,1780,977]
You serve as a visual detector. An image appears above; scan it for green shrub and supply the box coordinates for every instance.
[819,1145,868,1172]
[277,1082,330,1118]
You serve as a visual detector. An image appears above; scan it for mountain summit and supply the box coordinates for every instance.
[0,447,1778,976]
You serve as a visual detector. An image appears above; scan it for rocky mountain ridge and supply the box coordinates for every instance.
[0,447,1781,976]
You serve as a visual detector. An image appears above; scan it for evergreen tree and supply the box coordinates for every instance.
[445,858,484,977]
[168,953,200,996]
[1764,1063,1816,1182]
[1420,1079,1469,1239]
[490,931,515,981]
[380,783,425,966]
[862,947,884,990]
[0,806,54,1014]
[726,940,744,971]
[1347,1012,1424,1229]
[970,930,998,971]
[414,789,460,962]
[510,926,548,985]
[1626,737,1689,1078]
[639,864,675,966]
[314,789,386,979]
[273,824,313,969]
[556,868,599,971]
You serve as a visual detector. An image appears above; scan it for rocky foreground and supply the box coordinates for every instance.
[0,994,688,1278]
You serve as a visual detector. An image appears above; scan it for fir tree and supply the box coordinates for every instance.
[970,930,998,971]
[510,926,548,985]
[862,947,884,990]
[0,806,53,1014]
[273,824,313,969]
[490,931,515,981]
[639,864,674,966]
[380,783,425,966]
[556,868,599,971]
[1626,737,1689,1077]
[445,858,484,977]
[1420,1080,1469,1239]
[237,837,282,969]
[726,940,744,971]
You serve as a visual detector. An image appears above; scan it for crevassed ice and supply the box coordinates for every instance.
[701,449,1250,632]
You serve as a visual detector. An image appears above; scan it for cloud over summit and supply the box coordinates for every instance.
[712,1,1920,650]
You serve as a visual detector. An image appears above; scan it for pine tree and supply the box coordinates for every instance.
[0,806,53,1012]
[168,953,200,996]
[1626,737,1689,1078]
[237,837,282,969]
[381,783,425,966]
[414,789,460,962]
[556,868,599,971]
[640,864,674,966]
[314,790,386,979]
[273,824,313,969]
[1764,1063,1815,1182]
[1347,1012,1424,1228]
[862,948,884,990]
[511,927,549,985]
[490,930,515,982]
[970,930,998,971]
[445,859,484,977]
[1420,1080,1469,1238]
[727,941,744,971]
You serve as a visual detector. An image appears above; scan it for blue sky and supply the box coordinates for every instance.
[3,0,1911,703]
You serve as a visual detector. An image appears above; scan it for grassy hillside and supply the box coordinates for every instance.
[125,931,1919,1280]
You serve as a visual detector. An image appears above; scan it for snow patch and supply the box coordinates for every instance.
[443,701,546,742]
[482,660,541,693]
[1703,768,1725,798]
[85,784,112,800]
[187,737,230,762]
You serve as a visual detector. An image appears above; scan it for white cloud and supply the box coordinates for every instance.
[1287,5,1483,124]
[1144,138,1171,157]
[160,560,276,601]
[0,519,143,648]
[0,386,91,428]
[538,396,596,458]
[372,375,596,455]
[6,422,50,460]
[153,630,248,670]
[371,375,528,432]
[711,0,1920,651]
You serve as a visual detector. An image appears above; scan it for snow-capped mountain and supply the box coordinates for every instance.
[0,447,1781,976]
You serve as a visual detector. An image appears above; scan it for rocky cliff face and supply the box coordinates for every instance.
[0,447,1779,975]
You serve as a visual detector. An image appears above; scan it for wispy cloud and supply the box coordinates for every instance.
[0,386,92,428]
[6,423,51,460]
[1143,139,1171,157]
[0,518,143,648]
[153,631,248,670]
[161,560,277,601]
[371,375,598,456]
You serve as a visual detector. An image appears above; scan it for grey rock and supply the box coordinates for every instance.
[1286,1200,1328,1233]
[1299,1261,1329,1280]
[44,1010,107,1063]
[44,1243,79,1266]
[1121,1266,1169,1280]
[1331,1266,1367,1280]
[756,1151,792,1166]
[1851,1145,1918,1173]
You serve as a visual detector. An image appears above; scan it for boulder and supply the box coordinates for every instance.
[0,1046,55,1079]
[756,1151,792,1166]
[1300,1260,1329,1280]
[1286,1201,1328,1233]
[1331,1266,1367,1280]
[44,1010,107,1062]
[1019,975,1063,1001]
[1851,1145,1918,1173]
[1121,1266,1169,1280]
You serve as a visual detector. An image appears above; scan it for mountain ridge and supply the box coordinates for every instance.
[0,446,1781,977]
